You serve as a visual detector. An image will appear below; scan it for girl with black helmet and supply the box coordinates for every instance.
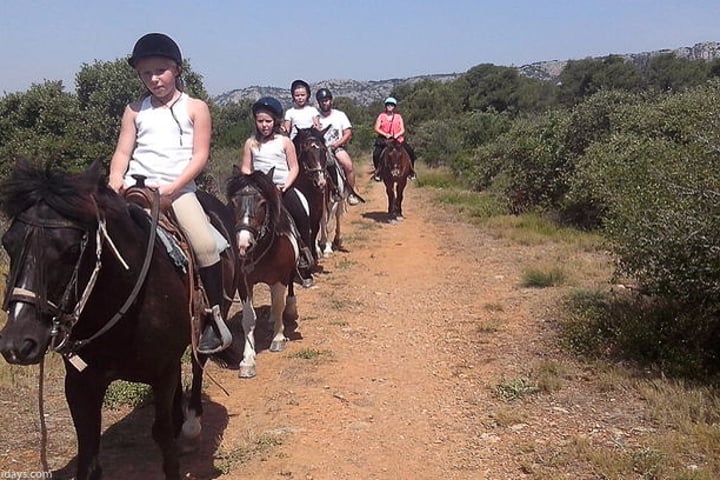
[241,97,315,286]
[109,33,232,354]
[282,79,321,139]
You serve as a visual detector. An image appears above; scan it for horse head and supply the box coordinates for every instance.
[0,159,118,364]
[294,127,329,190]
[227,167,287,258]
[381,139,411,179]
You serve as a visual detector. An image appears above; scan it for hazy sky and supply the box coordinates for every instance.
[1,0,718,96]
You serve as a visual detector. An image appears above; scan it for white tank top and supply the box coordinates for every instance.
[251,136,290,186]
[125,93,196,193]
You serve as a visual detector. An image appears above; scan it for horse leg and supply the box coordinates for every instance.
[396,179,407,220]
[65,368,108,480]
[283,281,299,334]
[319,195,330,257]
[332,200,343,250]
[239,288,258,378]
[152,365,182,480]
[385,181,395,217]
[179,354,205,448]
[269,282,289,352]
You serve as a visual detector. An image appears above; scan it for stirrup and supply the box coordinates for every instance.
[198,305,232,354]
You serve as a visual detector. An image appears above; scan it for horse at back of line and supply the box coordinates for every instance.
[378,138,412,221]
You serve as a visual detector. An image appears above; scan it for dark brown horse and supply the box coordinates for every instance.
[0,159,236,480]
[293,127,329,262]
[378,138,412,221]
[226,168,299,379]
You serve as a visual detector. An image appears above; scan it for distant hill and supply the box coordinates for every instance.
[213,74,462,108]
[214,41,720,107]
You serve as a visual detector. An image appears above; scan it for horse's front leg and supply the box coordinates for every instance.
[269,282,288,352]
[178,356,204,453]
[332,201,343,250]
[385,181,396,217]
[239,285,257,378]
[152,365,182,480]
[64,367,108,480]
[396,179,407,220]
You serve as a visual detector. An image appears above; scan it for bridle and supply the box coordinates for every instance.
[3,193,160,357]
[232,185,273,274]
[298,137,328,188]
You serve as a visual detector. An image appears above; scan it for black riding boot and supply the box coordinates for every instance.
[198,262,232,354]
[372,146,382,181]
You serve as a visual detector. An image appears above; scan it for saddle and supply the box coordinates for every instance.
[122,185,206,343]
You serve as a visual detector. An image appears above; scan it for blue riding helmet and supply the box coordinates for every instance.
[252,97,283,118]
[384,97,398,105]
[128,33,182,67]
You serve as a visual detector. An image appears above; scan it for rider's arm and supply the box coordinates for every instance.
[373,114,387,137]
[282,137,299,192]
[333,127,353,150]
[393,114,406,139]
[240,139,254,175]
[108,103,138,192]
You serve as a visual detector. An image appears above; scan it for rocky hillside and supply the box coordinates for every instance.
[213,74,461,108]
[214,41,720,106]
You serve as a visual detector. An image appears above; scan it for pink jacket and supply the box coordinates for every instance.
[376,113,405,143]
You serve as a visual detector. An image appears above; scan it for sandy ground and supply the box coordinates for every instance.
[2,165,625,480]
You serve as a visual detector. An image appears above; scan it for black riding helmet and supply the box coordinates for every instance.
[128,33,182,67]
[316,88,333,101]
[291,79,311,96]
[252,97,283,119]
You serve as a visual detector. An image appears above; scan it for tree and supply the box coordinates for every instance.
[0,81,86,176]
[557,55,643,104]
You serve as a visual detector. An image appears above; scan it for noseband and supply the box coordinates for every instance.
[233,185,270,240]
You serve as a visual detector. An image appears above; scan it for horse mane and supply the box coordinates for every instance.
[0,159,125,226]
[226,169,293,236]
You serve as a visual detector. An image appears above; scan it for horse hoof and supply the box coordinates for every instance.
[238,365,256,379]
[396,215,405,221]
[270,339,287,352]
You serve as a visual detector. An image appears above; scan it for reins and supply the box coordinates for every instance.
[68,190,160,352]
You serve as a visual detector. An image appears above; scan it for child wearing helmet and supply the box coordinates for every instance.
[241,97,315,286]
[282,79,321,139]
[315,88,361,206]
[373,97,417,181]
[109,33,231,354]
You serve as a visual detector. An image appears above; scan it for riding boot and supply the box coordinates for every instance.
[198,263,232,354]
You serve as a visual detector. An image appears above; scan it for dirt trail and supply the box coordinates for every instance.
[2,162,617,479]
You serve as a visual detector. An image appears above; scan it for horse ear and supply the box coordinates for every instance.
[232,164,242,176]
[13,156,31,170]
[267,167,276,180]
[84,160,103,184]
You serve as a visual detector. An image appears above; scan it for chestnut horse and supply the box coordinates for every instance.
[226,168,299,379]
[378,138,412,221]
[0,159,236,480]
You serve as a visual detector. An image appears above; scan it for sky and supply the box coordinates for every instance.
[1,0,718,97]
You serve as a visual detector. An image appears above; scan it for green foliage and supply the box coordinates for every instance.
[103,380,152,409]
[571,81,720,314]
[645,53,712,92]
[557,55,644,104]
[559,289,720,378]
[521,267,567,288]
[0,81,87,175]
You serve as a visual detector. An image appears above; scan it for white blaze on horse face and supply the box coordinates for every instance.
[236,230,254,257]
